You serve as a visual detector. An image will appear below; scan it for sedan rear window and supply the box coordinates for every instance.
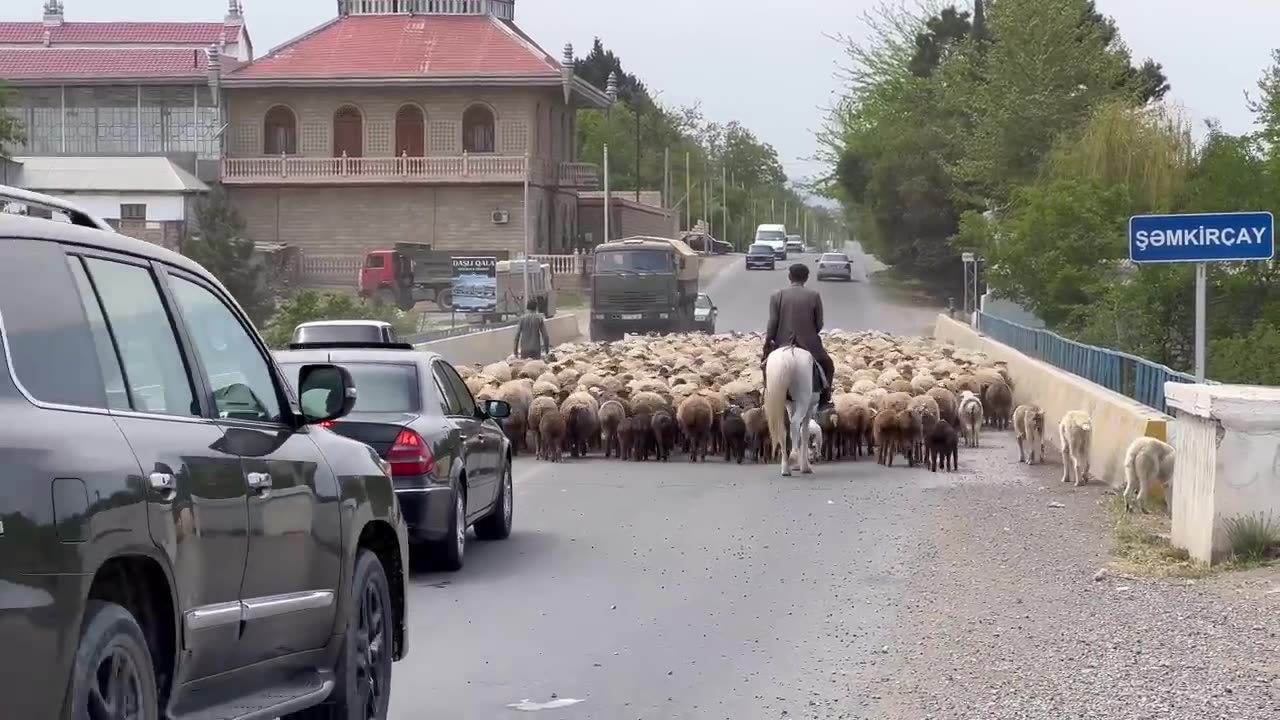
[749,244,774,254]
[278,362,419,415]
[821,254,850,262]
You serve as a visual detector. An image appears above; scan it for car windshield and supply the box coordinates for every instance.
[595,249,673,273]
[755,230,786,242]
[695,295,712,309]
[277,362,419,415]
[821,254,850,262]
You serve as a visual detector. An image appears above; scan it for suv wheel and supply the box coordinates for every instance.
[65,600,160,720]
[431,485,466,571]
[287,550,392,720]
[475,459,513,541]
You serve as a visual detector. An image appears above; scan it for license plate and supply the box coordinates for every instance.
[619,313,643,320]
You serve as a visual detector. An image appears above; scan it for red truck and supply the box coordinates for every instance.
[358,242,509,311]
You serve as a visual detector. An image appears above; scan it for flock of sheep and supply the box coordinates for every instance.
[457,330,1175,512]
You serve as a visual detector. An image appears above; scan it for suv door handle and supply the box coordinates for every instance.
[149,472,176,499]
[246,472,273,494]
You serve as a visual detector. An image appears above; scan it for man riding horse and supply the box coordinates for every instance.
[762,263,835,413]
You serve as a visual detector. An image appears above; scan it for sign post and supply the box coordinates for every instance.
[1128,211,1275,381]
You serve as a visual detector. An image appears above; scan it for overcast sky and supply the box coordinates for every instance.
[5,1,1277,186]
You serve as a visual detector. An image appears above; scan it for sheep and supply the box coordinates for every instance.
[873,410,902,466]
[1059,410,1093,487]
[617,416,636,461]
[527,396,559,459]
[628,412,654,461]
[518,359,548,380]
[742,407,769,463]
[957,390,984,448]
[1122,436,1176,513]
[983,381,1014,430]
[721,404,748,464]
[650,408,678,462]
[677,395,715,463]
[598,399,627,453]
[925,419,959,472]
[908,395,940,462]
[483,361,512,383]
[495,380,533,455]
[814,407,839,462]
[926,386,959,427]
[538,409,566,462]
[1012,404,1046,465]
[806,418,824,464]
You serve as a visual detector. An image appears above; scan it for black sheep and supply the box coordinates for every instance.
[720,405,748,464]
[926,419,959,472]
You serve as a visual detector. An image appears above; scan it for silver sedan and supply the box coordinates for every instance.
[816,252,854,281]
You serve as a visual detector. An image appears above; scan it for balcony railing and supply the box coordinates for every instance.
[222,154,600,187]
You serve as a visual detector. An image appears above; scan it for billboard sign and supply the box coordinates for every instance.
[450,256,497,313]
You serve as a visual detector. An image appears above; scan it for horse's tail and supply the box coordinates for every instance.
[764,351,792,457]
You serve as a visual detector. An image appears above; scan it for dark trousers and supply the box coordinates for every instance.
[520,348,542,360]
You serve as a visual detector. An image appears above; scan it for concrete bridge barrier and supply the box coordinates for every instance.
[414,314,580,367]
[933,314,1169,489]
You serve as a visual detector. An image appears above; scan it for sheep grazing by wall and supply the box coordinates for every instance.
[538,408,566,463]
[1012,404,1046,465]
[983,381,1014,430]
[1122,436,1176,513]
[958,391,985,448]
[1058,410,1093,487]
[676,395,715,463]
[925,419,959,472]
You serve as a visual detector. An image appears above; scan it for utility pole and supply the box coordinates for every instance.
[684,152,691,231]
[771,197,776,222]
[784,199,789,228]
[603,144,611,242]
[663,147,670,211]
[634,106,641,202]
[721,164,728,247]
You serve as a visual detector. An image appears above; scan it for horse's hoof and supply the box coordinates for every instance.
[801,467,814,475]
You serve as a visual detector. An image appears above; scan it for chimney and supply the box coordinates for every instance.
[225,0,243,23]
[205,44,222,102]
[42,0,64,27]
[560,43,574,105]
[606,71,618,104]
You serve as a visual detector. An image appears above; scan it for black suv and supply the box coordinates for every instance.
[0,188,408,720]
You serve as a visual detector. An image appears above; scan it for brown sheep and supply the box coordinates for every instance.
[873,410,902,467]
[926,386,959,427]
[888,379,914,395]
[630,411,654,461]
[616,416,636,461]
[598,399,627,459]
[721,404,748,464]
[538,409,566,462]
[651,408,677,462]
[983,381,1013,430]
[907,395,940,463]
[743,407,770,463]
[527,396,559,459]
[677,395,715,463]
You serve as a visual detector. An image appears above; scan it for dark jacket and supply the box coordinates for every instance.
[764,284,824,356]
[514,312,551,357]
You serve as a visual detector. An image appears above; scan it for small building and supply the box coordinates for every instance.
[577,190,677,248]
[9,155,208,249]
[218,0,609,287]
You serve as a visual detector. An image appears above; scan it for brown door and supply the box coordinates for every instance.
[395,105,425,157]
[333,106,363,158]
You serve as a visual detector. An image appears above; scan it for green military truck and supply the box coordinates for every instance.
[589,236,701,341]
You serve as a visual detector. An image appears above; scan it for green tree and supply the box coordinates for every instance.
[261,291,412,349]
[183,188,273,323]
[0,82,26,156]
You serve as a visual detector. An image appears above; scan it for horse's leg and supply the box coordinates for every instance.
[797,405,813,474]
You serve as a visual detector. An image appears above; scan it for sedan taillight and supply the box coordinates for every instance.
[388,428,434,476]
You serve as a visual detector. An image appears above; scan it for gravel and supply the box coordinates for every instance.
[863,430,1280,720]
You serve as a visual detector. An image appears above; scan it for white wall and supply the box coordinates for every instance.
[40,193,187,222]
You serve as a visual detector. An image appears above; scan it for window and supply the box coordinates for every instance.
[437,362,477,417]
[120,203,146,221]
[595,250,673,273]
[431,363,470,416]
[395,105,425,157]
[82,258,197,416]
[264,105,298,155]
[68,258,130,411]
[167,274,283,423]
[279,362,419,415]
[333,105,364,158]
[462,104,495,154]
[364,254,385,269]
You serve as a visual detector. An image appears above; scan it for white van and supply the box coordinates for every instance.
[755,223,788,260]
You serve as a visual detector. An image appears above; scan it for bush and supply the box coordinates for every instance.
[1221,513,1280,562]
[261,291,416,348]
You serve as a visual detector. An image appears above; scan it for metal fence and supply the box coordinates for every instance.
[975,312,1204,414]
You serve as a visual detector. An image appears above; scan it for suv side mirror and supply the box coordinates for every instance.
[482,399,511,419]
[298,364,357,424]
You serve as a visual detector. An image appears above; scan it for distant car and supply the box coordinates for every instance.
[693,293,717,333]
[785,234,804,254]
[745,243,777,270]
[816,252,854,281]
[275,340,514,572]
[754,224,788,260]
[292,319,399,345]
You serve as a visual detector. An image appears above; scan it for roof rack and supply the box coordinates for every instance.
[285,341,417,351]
[0,185,114,232]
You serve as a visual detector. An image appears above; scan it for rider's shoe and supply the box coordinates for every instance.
[817,389,834,413]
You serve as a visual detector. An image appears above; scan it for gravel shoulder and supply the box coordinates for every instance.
[864,430,1280,720]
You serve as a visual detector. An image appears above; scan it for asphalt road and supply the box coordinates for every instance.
[388,246,945,720]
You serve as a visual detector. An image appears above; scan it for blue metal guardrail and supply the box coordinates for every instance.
[975,312,1204,414]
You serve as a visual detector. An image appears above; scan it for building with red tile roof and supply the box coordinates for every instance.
[220,0,614,278]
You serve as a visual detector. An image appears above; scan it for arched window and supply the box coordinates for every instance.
[462,104,495,154]
[333,105,363,158]
[263,105,297,155]
[395,105,425,157]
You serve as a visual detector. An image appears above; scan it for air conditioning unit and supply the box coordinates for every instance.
[491,209,510,225]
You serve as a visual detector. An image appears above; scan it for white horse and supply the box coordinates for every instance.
[764,344,819,477]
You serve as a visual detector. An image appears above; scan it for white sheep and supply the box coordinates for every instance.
[1058,410,1093,487]
[1122,436,1175,513]
[1012,404,1046,465]
[957,390,984,448]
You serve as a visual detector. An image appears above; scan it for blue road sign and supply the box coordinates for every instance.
[1129,211,1275,264]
